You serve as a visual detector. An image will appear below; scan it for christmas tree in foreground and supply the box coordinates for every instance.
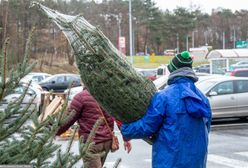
[0,29,110,168]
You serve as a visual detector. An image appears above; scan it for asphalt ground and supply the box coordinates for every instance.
[54,119,248,168]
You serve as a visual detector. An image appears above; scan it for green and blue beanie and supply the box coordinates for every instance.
[167,51,193,73]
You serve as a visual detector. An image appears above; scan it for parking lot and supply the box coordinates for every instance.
[54,119,248,168]
[1,68,248,167]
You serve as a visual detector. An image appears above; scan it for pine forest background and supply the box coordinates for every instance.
[1,0,248,71]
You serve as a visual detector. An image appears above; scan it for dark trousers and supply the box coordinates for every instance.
[83,140,112,168]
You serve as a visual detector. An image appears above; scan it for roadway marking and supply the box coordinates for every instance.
[211,123,248,131]
[236,151,248,157]
[104,161,128,168]
[208,154,248,168]
[144,159,151,162]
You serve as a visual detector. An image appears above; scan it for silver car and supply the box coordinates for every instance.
[21,72,52,83]
[196,76,248,119]
[0,83,42,112]
[230,61,248,70]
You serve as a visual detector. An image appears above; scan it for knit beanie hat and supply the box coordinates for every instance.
[167,51,193,73]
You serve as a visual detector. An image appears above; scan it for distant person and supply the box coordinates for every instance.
[57,88,132,168]
[121,51,212,168]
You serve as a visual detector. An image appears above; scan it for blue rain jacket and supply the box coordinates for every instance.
[121,68,212,168]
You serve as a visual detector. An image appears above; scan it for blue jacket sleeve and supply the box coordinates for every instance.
[121,93,166,139]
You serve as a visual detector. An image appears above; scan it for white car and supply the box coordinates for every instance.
[230,61,248,70]
[156,64,170,78]
[21,72,52,84]
[64,86,84,105]
[153,74,225,91]
[196,74,226,85]
[153,75,169,90]
[0,83,42,112]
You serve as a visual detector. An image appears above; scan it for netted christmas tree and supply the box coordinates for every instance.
[33,3,157,123]
[0,29,107,167]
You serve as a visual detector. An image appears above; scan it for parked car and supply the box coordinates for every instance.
[64,86,84,105]
[225,68,248,77]
[153,75,169,90]
[21,72,52,84]
[153,73,223,91]
[164,49,176,56]
[136,68,157,81]
[196,76,248,119]
[39,74,81,92]
[0,83,42,112]
[194,64,210,73]
[196,74,225,85]
[230,61,248,70]
[156,64,170,78]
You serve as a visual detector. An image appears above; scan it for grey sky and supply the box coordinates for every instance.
[154,0,247,13]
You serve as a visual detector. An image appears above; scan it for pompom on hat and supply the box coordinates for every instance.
[167,51,193,73]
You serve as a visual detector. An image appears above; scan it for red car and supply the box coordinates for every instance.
[136,68,157,81]
[225,68,248,77]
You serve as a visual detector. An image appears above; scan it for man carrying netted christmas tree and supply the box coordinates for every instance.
[121,51,212,168]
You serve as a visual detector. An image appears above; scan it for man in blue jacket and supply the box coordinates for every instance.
[121,51,212,168]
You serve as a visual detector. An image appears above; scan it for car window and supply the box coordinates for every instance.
[66,76,77,82]
[240,62,248,65]
[141,71,156,77]
[15,86,25,94]
[235,80,248,93]
[44,75,50,78]
[56,76,65,83]
[32,76,43,82]
[15,86,35,95]
[234,71,248,77]
[157,68,164,76]
[196,80,218,93]
[211,81,233,95]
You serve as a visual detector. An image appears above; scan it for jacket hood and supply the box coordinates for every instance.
[167,67,198,85]
[181,83,211,119]
[168,67,211,119]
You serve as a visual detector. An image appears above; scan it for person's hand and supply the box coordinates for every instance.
[124,141,132,153]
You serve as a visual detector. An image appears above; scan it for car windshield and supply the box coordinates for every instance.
[157,68,163,75]
[238,61,248,65]
[40,75,55,83]
[14,86,35,95]
[196,80,218,93]
[141,71,156,77]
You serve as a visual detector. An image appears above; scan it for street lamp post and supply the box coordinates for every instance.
[233,28,236,49]
[129,0,133,65]
[192,30,198,48]
[204,31,208,46]
[176,33,179,53]
[192,31,194,48]
[116,14,122,51]
[186,35,189,51]
[223,31,225,49]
